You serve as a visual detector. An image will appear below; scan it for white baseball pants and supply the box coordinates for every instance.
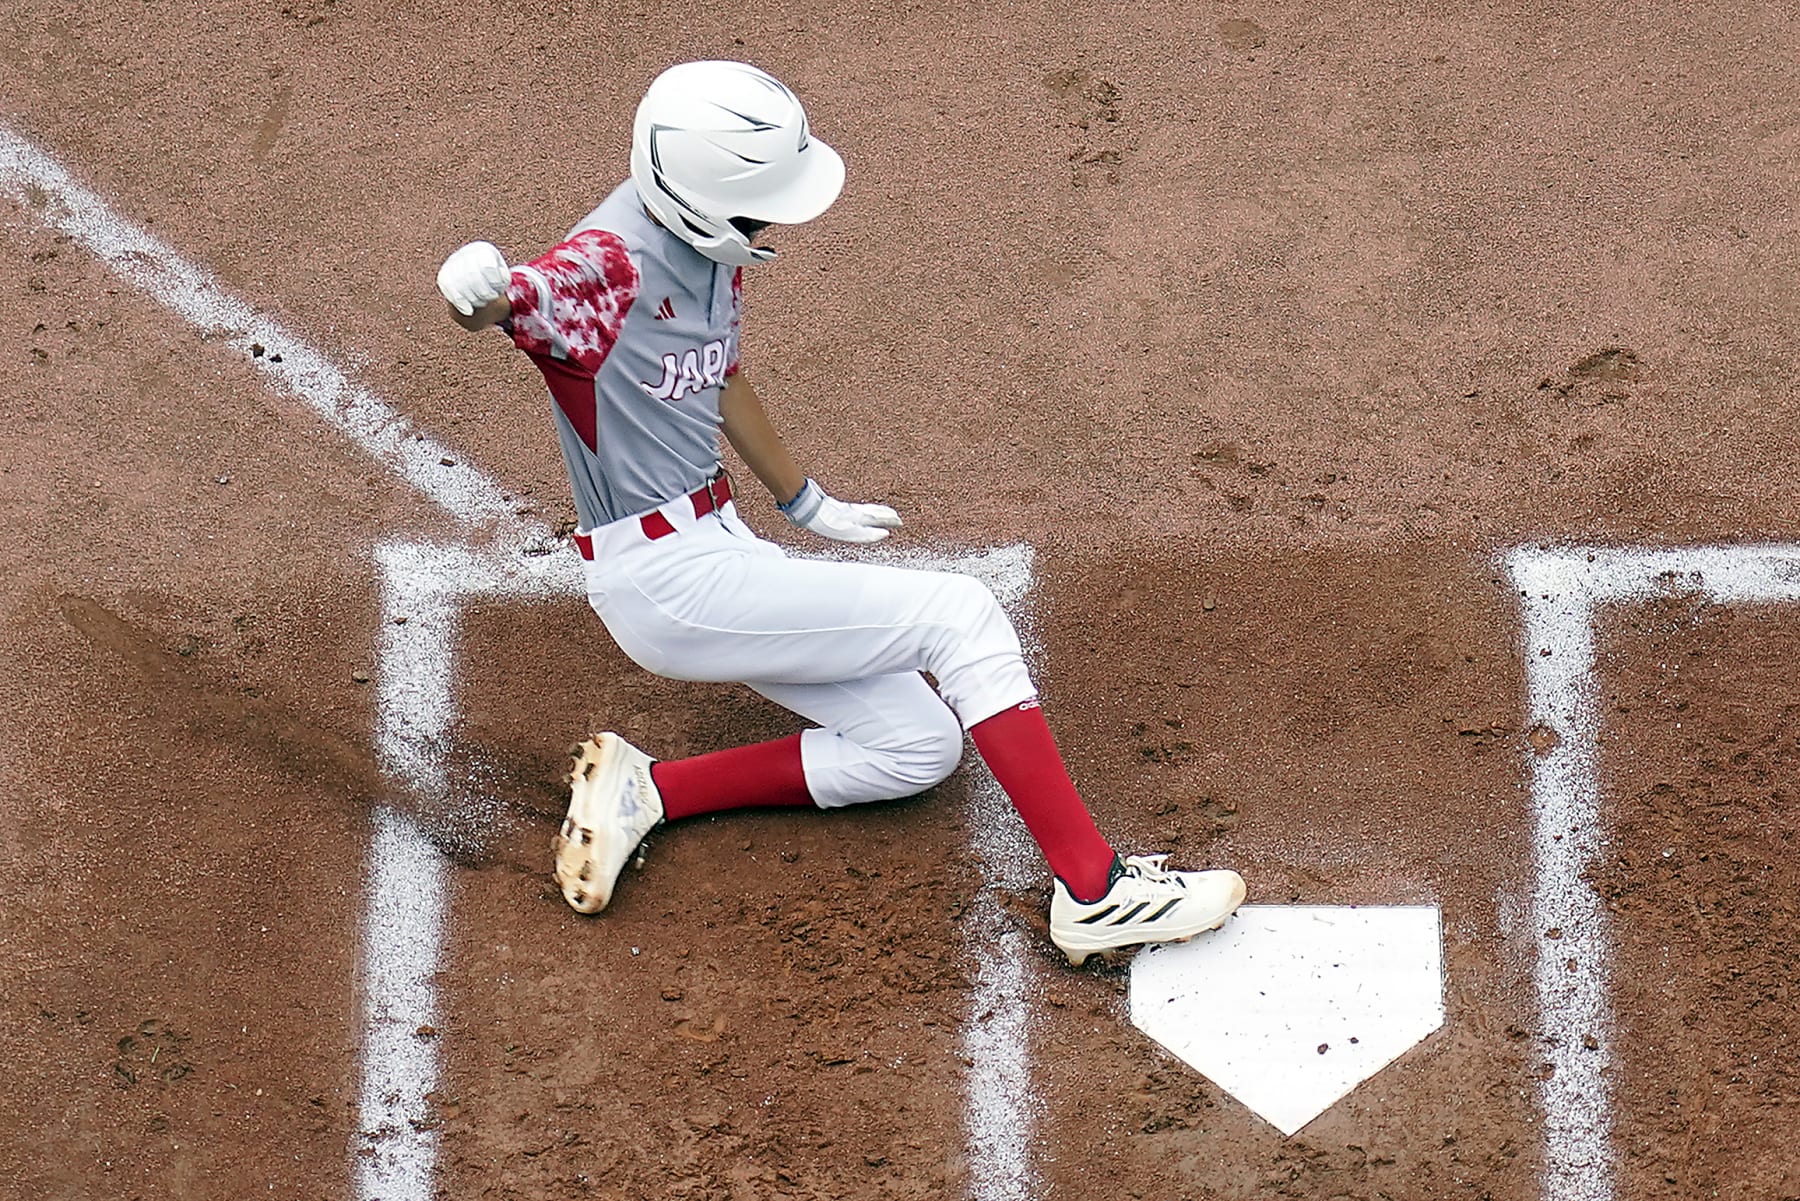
[578,497,1037,808]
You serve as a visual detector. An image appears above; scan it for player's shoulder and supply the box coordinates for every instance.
[540,182,646,279]
[548,228,635,278]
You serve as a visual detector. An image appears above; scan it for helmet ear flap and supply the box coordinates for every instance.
[631,172,767,267]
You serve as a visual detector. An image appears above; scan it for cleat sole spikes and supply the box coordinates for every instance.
[552,733,664,916]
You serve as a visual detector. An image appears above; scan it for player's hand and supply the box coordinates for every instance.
[437,240,512,316]
[780,479,903,544]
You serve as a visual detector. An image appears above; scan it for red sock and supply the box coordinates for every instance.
[651,733,815,821]
[969,701,1117,902]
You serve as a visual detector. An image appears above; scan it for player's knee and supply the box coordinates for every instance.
[888,705,965,791]
[924,574,1024,699]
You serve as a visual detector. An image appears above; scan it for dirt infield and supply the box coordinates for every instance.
[1598,600,1800,1199]
[6,1,1800,1199]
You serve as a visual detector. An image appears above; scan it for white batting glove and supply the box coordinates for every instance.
[437,240,512,316]
[779,479,903,544]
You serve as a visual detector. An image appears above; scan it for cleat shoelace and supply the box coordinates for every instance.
[1119,854,1185,891]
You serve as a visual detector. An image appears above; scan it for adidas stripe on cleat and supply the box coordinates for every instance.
[553,733,664,914]
[1049,854,1247,967]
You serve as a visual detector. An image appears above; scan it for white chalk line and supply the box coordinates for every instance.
[887,545,1042,1201]
[0,118,548,1199]
[1506,544,1800,1201]
[0,122,521,533]
[358,543,577,1196]
[0,121,1047,1201]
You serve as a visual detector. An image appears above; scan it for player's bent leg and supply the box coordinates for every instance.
[652,734,815,819]
[751,673,963,807]
[587,534,1246,955]
[552,675,961,915]
[607,673,964,824]
[555,731,818,915]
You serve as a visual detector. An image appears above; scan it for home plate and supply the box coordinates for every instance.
[1129,905,1444,1136]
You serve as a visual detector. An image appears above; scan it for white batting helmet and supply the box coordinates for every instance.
[630,61,845,267]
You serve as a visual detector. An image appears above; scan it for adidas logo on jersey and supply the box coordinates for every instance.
[652,297,676,320]
[641,337,734,402]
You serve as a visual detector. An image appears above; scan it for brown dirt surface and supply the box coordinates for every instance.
[5,0,1800,1199]
[1596,598,1800,1199]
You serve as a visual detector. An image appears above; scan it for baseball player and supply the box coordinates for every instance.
[436,60,1245,965]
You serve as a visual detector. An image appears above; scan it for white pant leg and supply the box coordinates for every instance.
[748,673,965,808]
[586,513,1036,728]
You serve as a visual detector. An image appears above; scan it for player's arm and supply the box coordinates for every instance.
[450,295,512,331]
[437,241,512,329]
[720,371,903,544]
[436,234,636,371]
[718,372,806,505]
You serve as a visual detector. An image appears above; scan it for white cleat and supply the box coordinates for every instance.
[553,733,664,914]
[1050,854,1247,967]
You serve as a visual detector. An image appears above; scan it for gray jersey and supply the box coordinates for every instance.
[505,181,743,530]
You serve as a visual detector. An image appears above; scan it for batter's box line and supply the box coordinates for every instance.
[356,539,574,1198]
[1505,543,1800,1201]
[359,536,1044,1201]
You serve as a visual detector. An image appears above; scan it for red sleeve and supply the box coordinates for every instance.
[725,266,743,378]
[505,230,639,376]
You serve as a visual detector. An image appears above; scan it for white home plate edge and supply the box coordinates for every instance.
[1130,905,1445,1136]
